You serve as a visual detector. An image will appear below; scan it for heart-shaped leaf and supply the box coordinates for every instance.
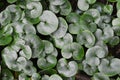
[54,33,73,49]
[57,58,78,77]
[92,73,110,80]
[37,10,58,35]
[77,30,95,48]
[85,46,108,66]
[82,60,97,75]
[98,58,120,77]
[26,2,42,18]
[37,55,57,70]
[61,42,84,60]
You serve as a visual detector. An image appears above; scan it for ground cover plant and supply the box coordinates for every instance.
[1,0,120,80]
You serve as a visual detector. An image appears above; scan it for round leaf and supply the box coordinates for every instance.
[37,55,57,70]
[49,74,63,80]
[76,30,95,48]
[61,42,84,60]
[57,58,78,77]
[54,33,73,49]
[37,10,58,35]
[77,0,89,11]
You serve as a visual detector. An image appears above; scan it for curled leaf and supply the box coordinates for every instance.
[61,42,84,60]
[76,30,95,48]
[98,58,120,77]
[57,58,78,77]
[85,46,108,66]
[26,1,42,18]
[51,17,68,38]
[54,33,73,49]
[37,55,57,70]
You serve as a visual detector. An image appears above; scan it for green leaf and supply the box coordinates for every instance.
[85,46,108,66]
[49,74,63,80]
[98,58,120,77]
[7,0,17,3]
[31,73,41,80]
[61,42,84,60]
[2,69,14,80]
[51,17,68,38]
[37,55,57,70]
[112,18,120,26]
[117,9,120,18]
[42,40,54,54]
[23,61,36,76]
[0,10,11,26]
[95,27,114,43]
[87,0,96,4]
[37,10,58,35]
[116,1,120,10]
[42,75,50,80]
[108,0,116,2]
[112,25,120,36]
[54,33,73,49]
[6,4,22,22]
[77,0,89,11]
[66,12,80,23]
[109,36,120,47]
[26,2,43,18]
[76,30,95,48]
[82,60,97,75]
[49,0,66,5]
[92,73,110,80]
[19,45,32,59]
[0,35,12,46]
[57,58,78,77]
[60,0,72,15]
[84,9,100,20]
[24,34,44,58]
[103,4,113,15]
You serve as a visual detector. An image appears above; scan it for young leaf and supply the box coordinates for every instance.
[76,30,95,48]
[61,42,84,60]
[77,0,89,11]
[92,73,110,80]
[37,10,58,35]
[54,33,73,49]
[85,46,108,66]
[82,60,97,75]
[37,55,57,70]
[51,17,68,38]
[98,58,120,77]
[26,2,42,18]
[2,69,14,80]
[49,74,63,80]
[57,58,78,77]
[24,34,44,58]
[7,0,17,3]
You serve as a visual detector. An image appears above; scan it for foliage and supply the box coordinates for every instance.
[1,0,120,80]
